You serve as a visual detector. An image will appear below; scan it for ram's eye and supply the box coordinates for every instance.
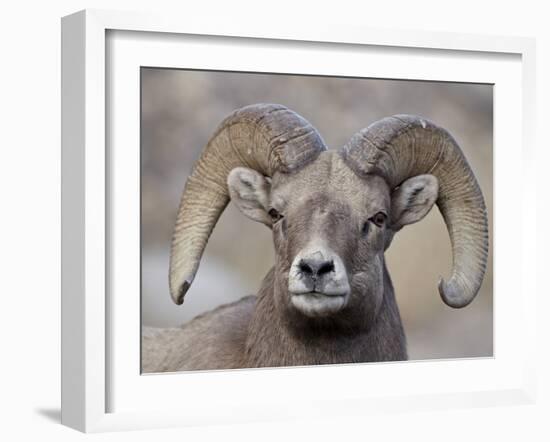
[268,208,284,223]
[370,212,387,227]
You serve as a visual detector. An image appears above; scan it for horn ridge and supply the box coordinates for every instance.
[169,104,326,304]
[340,114,489,308]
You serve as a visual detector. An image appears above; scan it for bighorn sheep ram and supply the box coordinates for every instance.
[142,103,488,373]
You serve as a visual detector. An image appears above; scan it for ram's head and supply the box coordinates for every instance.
[169,104,488,320]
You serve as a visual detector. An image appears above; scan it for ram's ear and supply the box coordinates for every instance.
[390,174,439,231]
[228,167,272,226]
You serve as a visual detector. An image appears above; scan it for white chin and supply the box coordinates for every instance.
[290,292,348,318]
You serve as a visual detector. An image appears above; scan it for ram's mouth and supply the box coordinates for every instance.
[291,290,346,299]
[290,291,349,318]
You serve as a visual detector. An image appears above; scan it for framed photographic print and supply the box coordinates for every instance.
[61,9,537,432]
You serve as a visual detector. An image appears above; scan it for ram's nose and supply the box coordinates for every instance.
[288,247,350,297]
[298,256,335,280]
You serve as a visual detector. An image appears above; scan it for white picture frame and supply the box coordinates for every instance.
[61,9,537,433]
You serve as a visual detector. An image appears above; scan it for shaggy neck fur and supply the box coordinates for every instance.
[244,262,408,368]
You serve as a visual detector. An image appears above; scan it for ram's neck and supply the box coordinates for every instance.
[244,263,407,368]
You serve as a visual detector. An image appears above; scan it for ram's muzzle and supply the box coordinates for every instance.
[288,241,351,317]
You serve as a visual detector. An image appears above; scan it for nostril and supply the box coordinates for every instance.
[298,259,335,278]
[298,260,313,275]
[318,260,335,276]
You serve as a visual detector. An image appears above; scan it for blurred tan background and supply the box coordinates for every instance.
[141,68,493,360]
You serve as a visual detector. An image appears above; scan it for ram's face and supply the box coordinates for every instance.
[270,153,390,318]
[228,151,438,319]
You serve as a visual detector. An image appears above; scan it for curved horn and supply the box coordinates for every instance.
[169,104,327,305]
[340,115,488,308]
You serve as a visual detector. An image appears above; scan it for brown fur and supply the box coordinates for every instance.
[142,263,406,373]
